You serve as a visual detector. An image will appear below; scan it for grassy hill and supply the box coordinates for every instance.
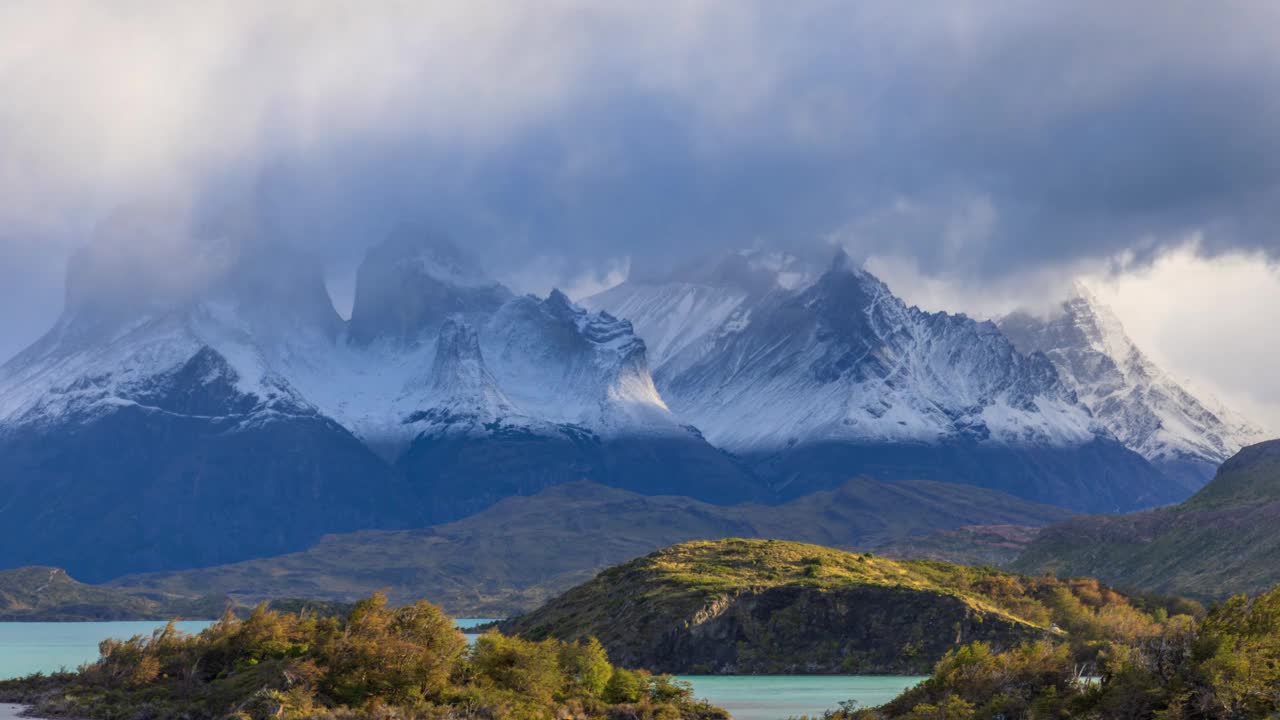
[1014,439,1280,600]
[111,478,1070,617]
[500,538,1164,674]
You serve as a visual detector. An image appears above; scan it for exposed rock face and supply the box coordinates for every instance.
[582,584,1039,675]
[999,284,1265,491]
[347,232,512,346]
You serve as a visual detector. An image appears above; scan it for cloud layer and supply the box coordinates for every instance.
[3,1,1280,419]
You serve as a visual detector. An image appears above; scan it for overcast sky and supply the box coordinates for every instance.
[1,2,1278,430]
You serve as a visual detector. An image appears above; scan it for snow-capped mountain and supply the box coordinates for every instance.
[0,238,419,582]
[1,232,1215,581]
[0,233,761,580]
[587,250,1179,512]
[254,235,695,459]
[340,238,761,520]
[583,249,818,381]
[998,284,1266,491]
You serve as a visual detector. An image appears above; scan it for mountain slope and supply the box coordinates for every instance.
[1013,439,1280,600]
[590,252,1176,512]
[0,240,421,582]
[0,234,766,581]
[280,234,767,517]
[110,479,1071,617]
[998,284,1265,491]
[582,250,816,380]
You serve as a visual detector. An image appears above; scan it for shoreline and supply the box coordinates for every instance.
[0,703,46,720]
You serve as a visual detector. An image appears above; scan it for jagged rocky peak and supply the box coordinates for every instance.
[501,289,646,361]
[1000,283,1119,361]
[347,231,513,346]
[431,317,487,390]
[483,289,671,432]
[582,248,823,375]
[660,252,1099,453]
[997,283,1265,490]
[428,317,514,411]
[807,250,895,338]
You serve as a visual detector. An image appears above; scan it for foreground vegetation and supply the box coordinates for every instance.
[0,594,727,720]
[503,539,1194,674]
[815,585,1280,720]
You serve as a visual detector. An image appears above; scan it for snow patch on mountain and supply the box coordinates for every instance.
[1,234,690,457]
[593,251,1102,453]
[582,249,822,381]
[482,290,673,434]
[582,282,749,371]
[0,310,318,436]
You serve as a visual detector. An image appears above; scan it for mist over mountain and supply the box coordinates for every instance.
[0,232,761,580]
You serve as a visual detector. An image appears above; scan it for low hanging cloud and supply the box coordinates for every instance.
[3,1,1280,364]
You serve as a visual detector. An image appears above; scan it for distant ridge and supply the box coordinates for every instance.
[111,478,1071,617]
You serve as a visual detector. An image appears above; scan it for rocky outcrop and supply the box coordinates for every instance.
[595,584,1039,675]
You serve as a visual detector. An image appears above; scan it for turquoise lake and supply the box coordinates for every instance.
[0,622,923,720]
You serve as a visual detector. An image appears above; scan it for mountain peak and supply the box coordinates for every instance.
[348,232,512,346]
[998,284,1264,489]
[423,317,516,420]
[379,229,494,288]
[546,288,574,311]
[828,246,854,273]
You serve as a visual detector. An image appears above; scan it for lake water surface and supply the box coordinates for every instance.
[680,675,923,720]
[0,622,923,720]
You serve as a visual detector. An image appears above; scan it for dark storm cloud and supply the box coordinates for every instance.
[3,1,1280,360]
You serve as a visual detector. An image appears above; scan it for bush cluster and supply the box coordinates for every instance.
[0,594,727,720]
[819,585,1280,720]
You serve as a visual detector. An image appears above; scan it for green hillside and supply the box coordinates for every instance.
[501,538,1164,675]
[1014,439,1280,599]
